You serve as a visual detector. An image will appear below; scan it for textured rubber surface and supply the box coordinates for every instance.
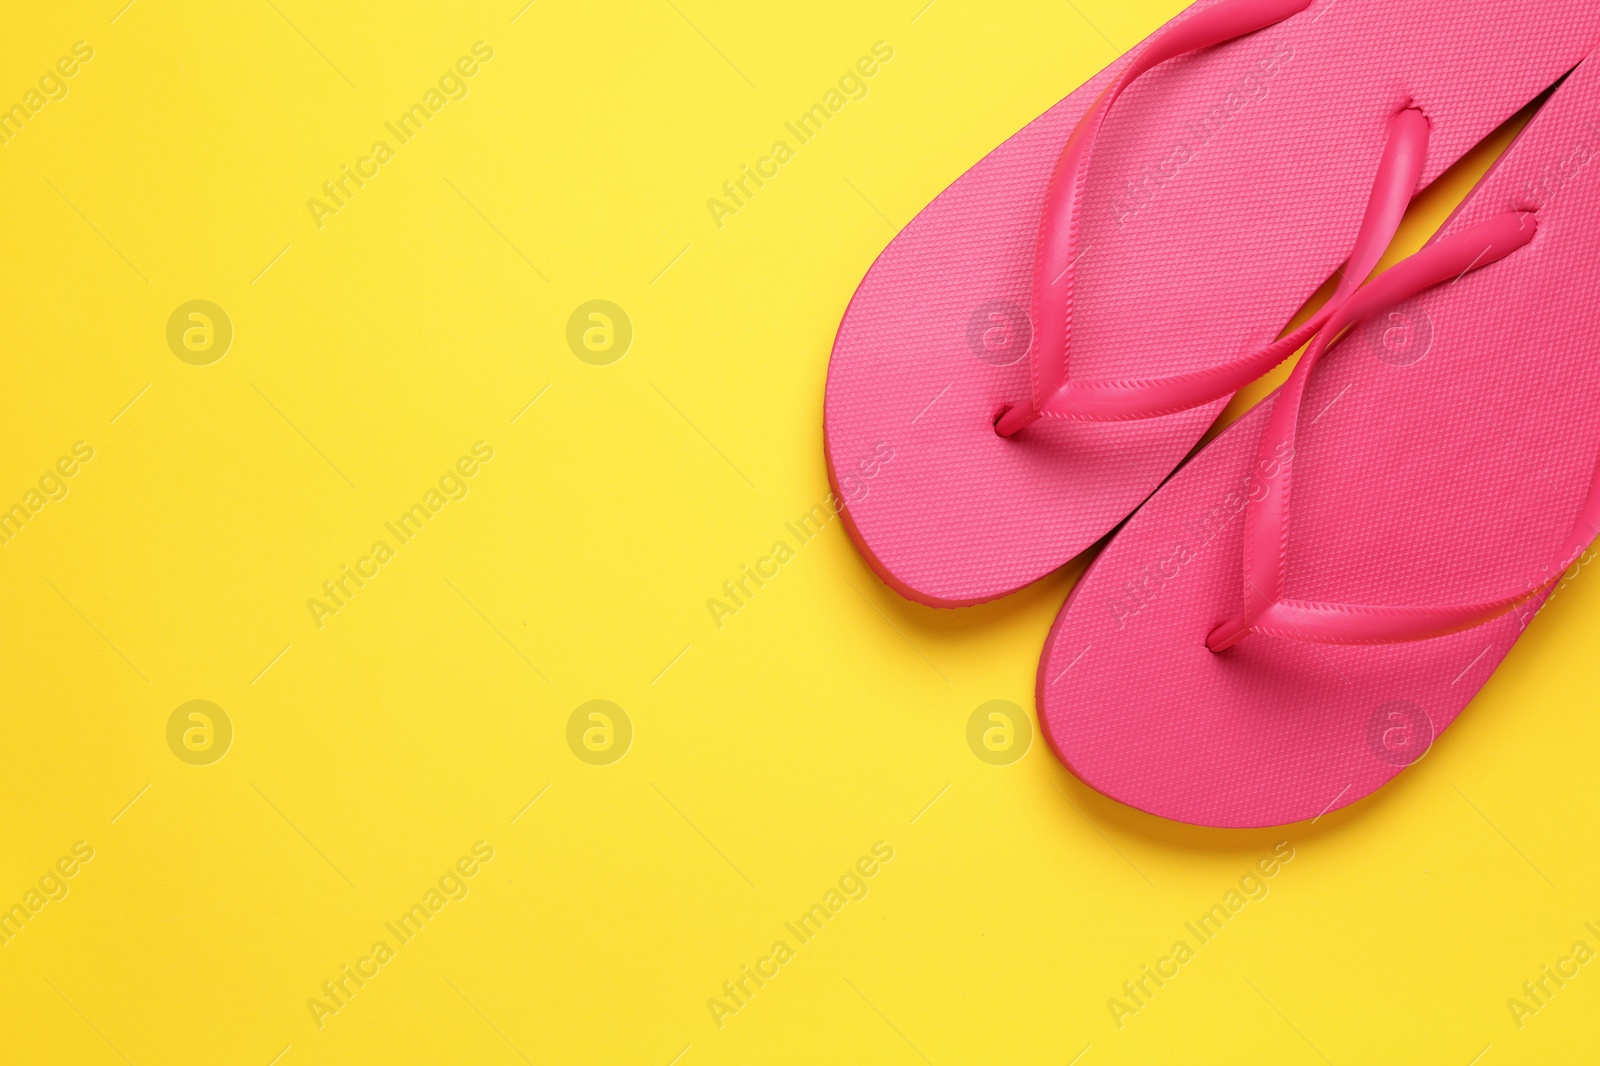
[824,0,1600,607]
[1037,53,1600,828]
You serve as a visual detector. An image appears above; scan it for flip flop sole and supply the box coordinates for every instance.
[1038,50,1600,827]
[825,0,1600,607]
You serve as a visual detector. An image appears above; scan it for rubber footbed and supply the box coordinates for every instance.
[1037,50,1600,827]
[824,0,1600,606]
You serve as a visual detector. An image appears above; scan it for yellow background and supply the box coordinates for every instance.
[2,1,1597,1063]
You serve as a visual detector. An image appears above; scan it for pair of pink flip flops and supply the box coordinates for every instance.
[824,0,1600,827]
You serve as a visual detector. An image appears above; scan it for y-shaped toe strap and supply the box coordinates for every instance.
[997,0,1434,435]
[1204,209,1592,651]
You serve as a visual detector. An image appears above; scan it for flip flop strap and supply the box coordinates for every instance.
[1204,209,1593,650]
[1034,109,1429,424]
[1003,0,1409,435]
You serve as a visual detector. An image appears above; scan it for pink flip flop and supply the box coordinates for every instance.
[824,0,1600,606]
[1037,50,1600,828]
